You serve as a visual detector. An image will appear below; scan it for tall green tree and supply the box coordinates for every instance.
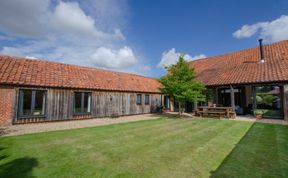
[159,55,206,115]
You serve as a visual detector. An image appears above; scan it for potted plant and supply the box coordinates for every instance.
[254,110,263,120]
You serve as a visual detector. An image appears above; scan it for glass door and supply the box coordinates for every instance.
[255,86,283,118]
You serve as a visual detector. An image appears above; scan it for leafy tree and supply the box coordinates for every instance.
[159,55,206,115]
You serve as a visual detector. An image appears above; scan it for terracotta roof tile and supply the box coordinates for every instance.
[0,56,160,93]
[2,40,288,90]
[189,40,288,86]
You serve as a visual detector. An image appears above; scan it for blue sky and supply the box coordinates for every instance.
[0,0,288,78]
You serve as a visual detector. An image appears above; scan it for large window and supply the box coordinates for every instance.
[145,95,150,105]
[18,90,46,117]
[255,86,282,118]
[136,94,142,105]
[74,92,91,114]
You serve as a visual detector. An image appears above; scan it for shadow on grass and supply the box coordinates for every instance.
[210,122,288,178]
[0,157,38,178]
[0,146,38,178]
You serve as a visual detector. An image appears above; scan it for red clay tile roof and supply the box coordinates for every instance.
[189,40,288,86]
[1,40,288,91]
[0,56,160,93]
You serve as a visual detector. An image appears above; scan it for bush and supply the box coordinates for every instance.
[254,110,263,115]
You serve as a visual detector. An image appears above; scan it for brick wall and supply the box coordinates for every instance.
[0,87,15,127]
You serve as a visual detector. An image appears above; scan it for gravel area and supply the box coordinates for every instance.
[1,114,161,136]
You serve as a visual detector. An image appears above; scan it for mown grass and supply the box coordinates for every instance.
[0,118,288,178]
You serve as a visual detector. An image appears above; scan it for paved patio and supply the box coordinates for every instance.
[235,115,288,125]
[0,114,161,136]
[164,112,288,125]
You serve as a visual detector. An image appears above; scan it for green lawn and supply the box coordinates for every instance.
[1,118,288,178]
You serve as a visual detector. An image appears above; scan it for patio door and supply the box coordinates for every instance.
[254,86,283,118]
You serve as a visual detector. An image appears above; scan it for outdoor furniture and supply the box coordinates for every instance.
[228,111,236,119]
[196,106,236,119]
[235,105,244,115]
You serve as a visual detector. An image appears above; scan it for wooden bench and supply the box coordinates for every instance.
[228,111,236,119]
[205,111,226,119]
[196,106,235,119]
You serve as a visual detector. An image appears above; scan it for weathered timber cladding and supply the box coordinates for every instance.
[91,91,161,118]
[47,89,73,120]
[13,87,162,123]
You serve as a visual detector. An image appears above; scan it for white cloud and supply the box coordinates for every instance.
[25,56,38,59]
[233,15,288,42]
[51,1,125,40]
[190,54,207,60]
[0,0,148,74]
[158,48,206,68]
[53,1,98,36]
[0,0,122,39]
[91,46,137,69]
[233,23,266,39]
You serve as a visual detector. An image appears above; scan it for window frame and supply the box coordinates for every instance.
[73,92,92,115]
[144,94,150,105]
[17,89,47,118]
[253,85,283,118]
[136,94,142,105]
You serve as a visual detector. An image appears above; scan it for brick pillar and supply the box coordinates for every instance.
[0,87,15,127]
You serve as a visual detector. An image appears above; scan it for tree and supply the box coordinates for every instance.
[159,55,206,116]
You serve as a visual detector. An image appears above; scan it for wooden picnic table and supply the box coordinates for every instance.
[196,106,236,119]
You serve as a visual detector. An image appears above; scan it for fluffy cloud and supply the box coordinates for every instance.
[233,15,288,42]
[158,48,206,68]
[91,46,137,69]
[53,1,99,36]
[25,56,38,59]
[0,0,147,74]
[0,0,123,39]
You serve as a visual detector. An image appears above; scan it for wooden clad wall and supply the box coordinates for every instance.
[91,91,161,118]
[46,89,74,120]
[14,88,162,123]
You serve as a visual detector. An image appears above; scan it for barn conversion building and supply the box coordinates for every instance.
[1,39,288,126]
[167,40,288,121]
[0,56,162,127]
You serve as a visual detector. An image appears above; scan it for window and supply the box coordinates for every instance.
[136,94,142,105]
[74,92,91,114]
[18,90,46,117]
[255,86,282,118]
[145,95,150,105]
